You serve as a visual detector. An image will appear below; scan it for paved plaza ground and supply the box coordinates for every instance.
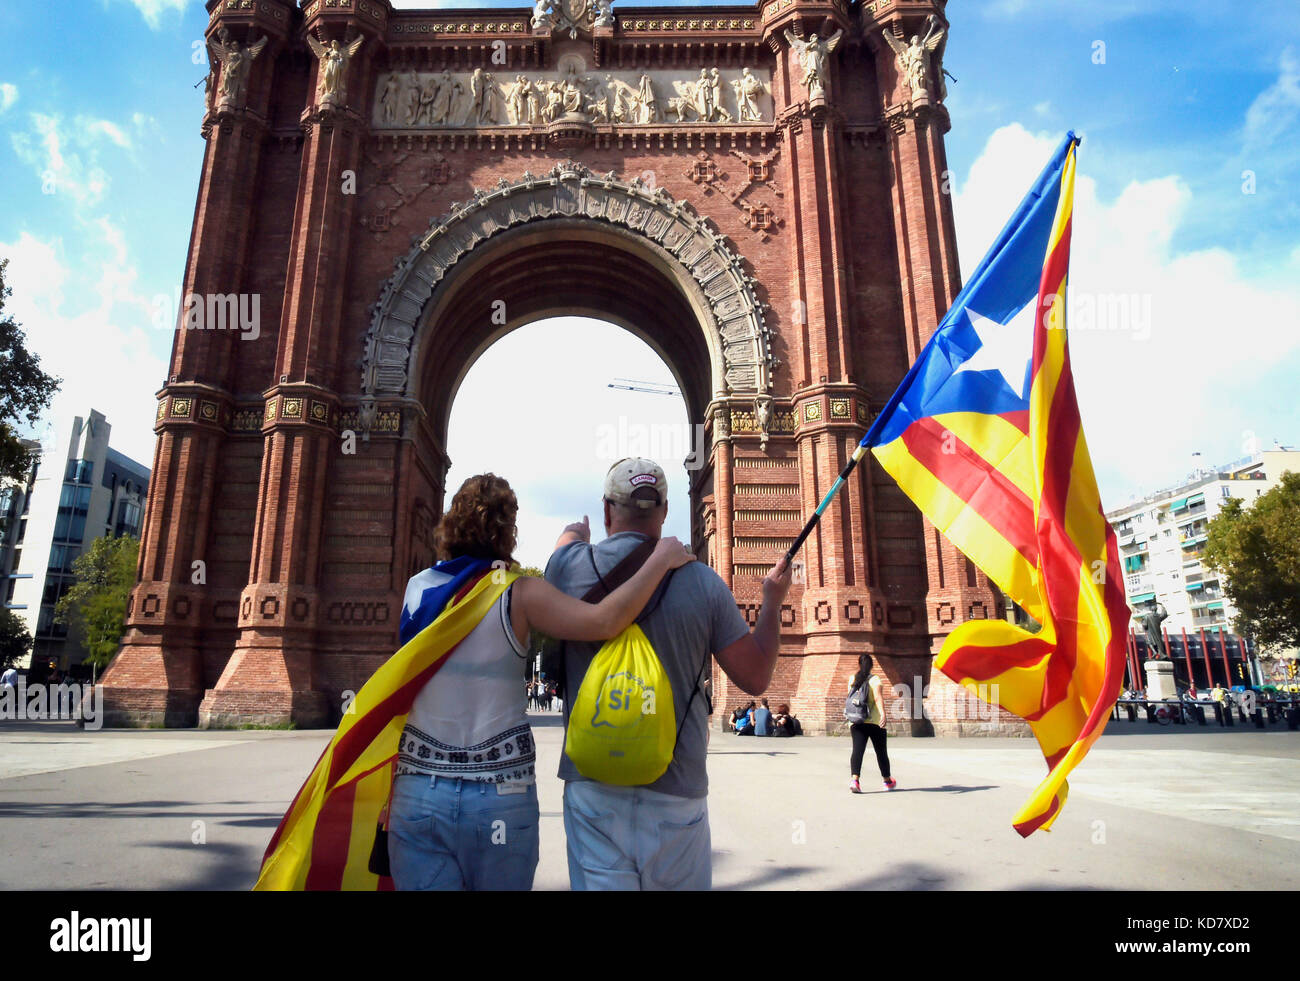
[0,714,1297,890]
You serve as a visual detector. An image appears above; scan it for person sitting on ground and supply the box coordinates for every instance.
[753,697,771,736]
[734,700,756,735]
[770,703,788,735]
[785,706,803,736]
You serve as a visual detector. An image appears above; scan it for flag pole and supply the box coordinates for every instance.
[783,444,869,568]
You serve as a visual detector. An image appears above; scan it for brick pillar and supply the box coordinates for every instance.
[869,10,1020,734]
[767,10,899,733]
[101,4,294,727]
[197,5,388,728]
[711,405,735,591]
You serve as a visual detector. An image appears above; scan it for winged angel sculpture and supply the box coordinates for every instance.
[208,27,268,109]
[307,34,366,107]
[882,15,947,102]
[783,28,842,102]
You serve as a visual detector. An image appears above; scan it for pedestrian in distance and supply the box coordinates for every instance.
[845,654,896,793]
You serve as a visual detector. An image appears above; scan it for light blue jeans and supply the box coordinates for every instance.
[563,781,711,891]
[388,774,539,891]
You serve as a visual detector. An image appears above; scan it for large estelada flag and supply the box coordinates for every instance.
[254,557,515,889]
[863,132,1130,836]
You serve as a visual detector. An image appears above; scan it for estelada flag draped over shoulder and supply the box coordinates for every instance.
[864,133,1130,836]
[254,557,516,889]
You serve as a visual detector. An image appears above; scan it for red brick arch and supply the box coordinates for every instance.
[361,161,777,422]
[100,0,1011,734]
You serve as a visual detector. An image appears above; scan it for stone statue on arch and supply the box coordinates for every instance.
[882,15,947,102]
[208,27,268,110]
[307,33,366,107]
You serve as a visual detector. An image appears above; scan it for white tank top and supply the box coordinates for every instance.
[396,584,535,784]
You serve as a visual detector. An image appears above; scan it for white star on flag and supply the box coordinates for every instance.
[952,302,1036,399]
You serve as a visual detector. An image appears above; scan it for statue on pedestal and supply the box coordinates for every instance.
[208,27,268,110]
[882,15,947,102]
[307,34,366,107]
[784,28,842,103]
[1137,602,1169,659]
[755,395,773,450]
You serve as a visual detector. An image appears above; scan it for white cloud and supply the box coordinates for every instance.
[8,111,145,206]
[1244,46,1299,157]
[0,224,168,472]
[80,117,132,150]
[115,0,189,29]
[10,113,116,207]
[0,83,17,114]
[952,123,1300,508]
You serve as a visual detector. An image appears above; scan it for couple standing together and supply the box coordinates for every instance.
[388,457,792,890]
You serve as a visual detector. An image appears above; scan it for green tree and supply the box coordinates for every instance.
[0,258,62,483]
[1204,471,1300,650]
[0,607,32,670]
[515,565,557,677]
[53,535,139,668]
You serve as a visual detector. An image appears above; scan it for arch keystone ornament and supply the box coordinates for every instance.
[101,1,1014,736]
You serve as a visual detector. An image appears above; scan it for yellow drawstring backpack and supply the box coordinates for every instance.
[564,546,703,786]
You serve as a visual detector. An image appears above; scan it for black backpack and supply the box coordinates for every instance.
[844,675,873,724]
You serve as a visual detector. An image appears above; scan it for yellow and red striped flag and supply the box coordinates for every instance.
[864,133,1130,835]
[254,561,516,889]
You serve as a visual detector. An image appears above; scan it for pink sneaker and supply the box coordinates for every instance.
[884,778,897,790]
[849,778,862,794]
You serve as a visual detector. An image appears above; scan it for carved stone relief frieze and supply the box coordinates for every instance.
[371,62,773,130]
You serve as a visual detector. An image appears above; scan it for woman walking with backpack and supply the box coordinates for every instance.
[846,654,896,793]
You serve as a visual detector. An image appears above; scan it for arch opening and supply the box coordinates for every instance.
[402,219,723,573]
[443,317,697,569]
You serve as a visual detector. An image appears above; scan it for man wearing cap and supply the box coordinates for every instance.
[544,457,792,890]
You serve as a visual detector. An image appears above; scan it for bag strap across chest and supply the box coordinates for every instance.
[582,538,656,602]
[584,539,678,625]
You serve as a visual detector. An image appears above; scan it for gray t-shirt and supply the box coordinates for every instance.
[544,531,750,798]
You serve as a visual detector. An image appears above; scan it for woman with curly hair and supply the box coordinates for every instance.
[388,473,694,891]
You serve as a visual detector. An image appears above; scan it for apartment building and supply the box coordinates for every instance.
[2,411,149,671]
[1105,447,1300,679]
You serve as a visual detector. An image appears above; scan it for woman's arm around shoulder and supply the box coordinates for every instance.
[511,537,695,644]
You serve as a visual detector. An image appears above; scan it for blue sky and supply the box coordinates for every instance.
[1,0,1297,565]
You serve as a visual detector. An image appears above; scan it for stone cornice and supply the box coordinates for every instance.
[299,103,367,133]
[366,124,775,154]
[200,103,271,141]
[385,5,763,41]
[882,98,950,135]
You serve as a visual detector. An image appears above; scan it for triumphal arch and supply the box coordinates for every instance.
[102,0,1010,733]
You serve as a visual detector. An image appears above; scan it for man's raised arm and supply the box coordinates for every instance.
[714,559,793,695]
[553,514,590,552]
